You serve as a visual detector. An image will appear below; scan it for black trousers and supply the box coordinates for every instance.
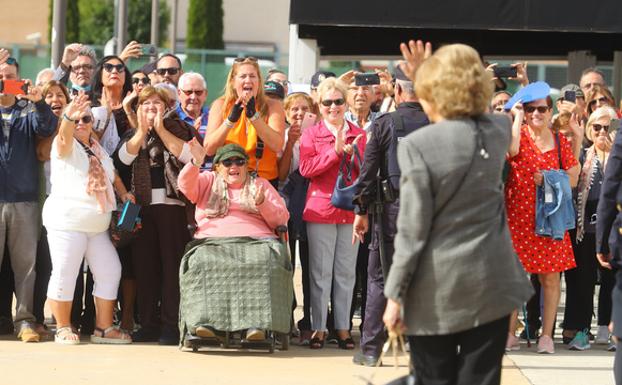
[33,227,52,324]
[598,267,615,326]
[525,274,542,332]
[290,222,311,331]
[0,250,14,319]
[408,315,509,385]
[563,232,598,330]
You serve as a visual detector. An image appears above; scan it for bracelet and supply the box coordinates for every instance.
[224,119,235,128]
[191,158,201,167]
[249,112,260,122]
[62,113,76,123]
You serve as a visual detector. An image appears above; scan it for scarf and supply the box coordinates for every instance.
[203,173,259,218]
[78,138,116,213]
[576,145,608,242]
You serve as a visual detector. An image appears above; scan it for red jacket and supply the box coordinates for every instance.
[299,120,367,224]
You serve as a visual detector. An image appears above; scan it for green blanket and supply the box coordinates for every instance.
[179,236,293,341]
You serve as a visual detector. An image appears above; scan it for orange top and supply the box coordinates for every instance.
[223,104,279,180]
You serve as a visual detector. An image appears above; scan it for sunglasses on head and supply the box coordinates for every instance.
[589,97,608,107]
[221,158,247,167]
[180,89,204,96]
[5,57,17,66]
[524,105,550,114]
[320,98,345,107]
[103,63,125,73]
[592,124,610,132]
[76,115,92,124]
[132,77,150,85]
[233,56,258,63]
[156,67,180,76]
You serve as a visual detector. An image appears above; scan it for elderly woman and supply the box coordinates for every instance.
[204,57,285,185]
[177,141,290,341]
[278,92,316,343]
[42,91,132,344]
[116,86,200,345]
[299,77,367,349]
[562,106,618,351]
[505,87,580,353]
[382,41,532,384]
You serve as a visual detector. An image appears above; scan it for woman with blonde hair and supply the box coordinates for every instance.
[382,41,532,384]
[204,58,285,185]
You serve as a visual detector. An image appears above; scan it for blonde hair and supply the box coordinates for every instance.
[138,85,171,106]
[586,106,616,141]
[415,44,493,119]
[316,77,349,105]
[221,60,269,119]
[283,92,317,118]
[586,84,616,115]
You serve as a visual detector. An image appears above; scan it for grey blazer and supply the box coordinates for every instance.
[384,114,533,336]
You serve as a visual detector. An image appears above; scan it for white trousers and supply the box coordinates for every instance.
[46,230,121,301]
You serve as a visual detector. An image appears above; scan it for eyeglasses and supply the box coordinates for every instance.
[592,124,610,132]
[103,63,125,73]
[221,158,247,167]
[132,77,150,85]
[72,64,93,73]
[77,115,92,124]
[233,56,258,63]
[180,89,205,96]
[156,67,180,76]
[320,98,345,107]
[589,97,608,107]
[524,105,550,114]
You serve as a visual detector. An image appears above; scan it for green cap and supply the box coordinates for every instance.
[214,143,249,164]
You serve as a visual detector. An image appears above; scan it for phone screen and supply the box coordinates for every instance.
[493,67,517,78]
[564,90,576,103]
[301,112,316,130]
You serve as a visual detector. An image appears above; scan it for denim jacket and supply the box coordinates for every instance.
[536,170,575,240]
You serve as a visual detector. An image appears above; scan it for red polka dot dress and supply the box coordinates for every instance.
[505,126,578,274]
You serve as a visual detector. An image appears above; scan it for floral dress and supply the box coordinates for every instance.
[505,126,578,273]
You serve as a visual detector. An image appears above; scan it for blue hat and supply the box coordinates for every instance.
[504,81,551,111]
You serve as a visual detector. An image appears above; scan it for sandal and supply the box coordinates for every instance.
[310,337,325,349]
[55,326,80,345]
[337,337,355,350]
[90,326,132,345]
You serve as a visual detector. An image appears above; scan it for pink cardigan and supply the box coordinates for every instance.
[299,120,366,224]
[178,163,289,238]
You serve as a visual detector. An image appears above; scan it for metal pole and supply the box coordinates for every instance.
[51,0,67,68]
[170,0,178,53]
[116,0,128,55]
[613,51,622,106]
[151,0,159,47]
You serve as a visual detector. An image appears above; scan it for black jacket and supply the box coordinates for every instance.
[353,102,428,214]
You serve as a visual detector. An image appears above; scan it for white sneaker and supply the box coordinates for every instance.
[595,325,609,345]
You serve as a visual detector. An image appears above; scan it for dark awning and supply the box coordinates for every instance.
[290,0,622,59]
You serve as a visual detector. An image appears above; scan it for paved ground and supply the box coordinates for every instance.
[0,261,615,384]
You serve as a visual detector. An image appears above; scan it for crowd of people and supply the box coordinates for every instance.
[1,35,622,384]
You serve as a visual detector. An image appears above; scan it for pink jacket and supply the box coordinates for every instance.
[299,120,367,224]
[178,163,289,238]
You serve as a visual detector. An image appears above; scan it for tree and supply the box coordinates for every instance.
[48,0,80,44]
[187,0,224,49]
[77,0,169,46]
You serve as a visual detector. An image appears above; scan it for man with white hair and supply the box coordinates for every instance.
[53,43,97,98]
[176,72,209,139]
[35,68,55,87]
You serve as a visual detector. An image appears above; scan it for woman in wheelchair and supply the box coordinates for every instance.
[178,140,290,343]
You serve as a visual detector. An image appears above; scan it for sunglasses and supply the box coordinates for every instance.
[524,105,550,114]
[156,67,180,76]
[103,63,125,73]
[592,124,610,132]
[320,98,345,107]
[589,97,608,107]
[221,158,247,167]
[76,115,92,124]
[233,56,258,63]
[5,57,17,66]
[72,64,93,73]
[180,89,205,96]
[132,77,150,85]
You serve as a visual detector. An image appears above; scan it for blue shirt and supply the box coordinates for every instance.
[176,104,209,139]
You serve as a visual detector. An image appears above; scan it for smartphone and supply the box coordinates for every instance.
[140,44,157,56]
[300,112,316,130]
[493,66,518,78]
[355,73,380,86]
[0,79,28,95]
[564,90,576,103]
[117,201,141,232]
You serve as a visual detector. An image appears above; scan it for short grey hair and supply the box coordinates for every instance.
[178,72,207,90]
[35,68,55,86]
[155,83,178,103]
[395,78,415,96]
[78,45,97,65]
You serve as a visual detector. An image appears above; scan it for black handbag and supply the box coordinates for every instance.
[331,144,362,211]
[109,202,142,249]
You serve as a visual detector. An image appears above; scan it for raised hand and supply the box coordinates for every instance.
[64,91,91,120]
[227,97,245,123]
[61,43,83,67]
[16,79,43,103]
[188,137,206,165]
[245,96,256,118]
[334,126,345,155]
[0,48,9,66]
[399,40,432,81]
[511,62,529,86]
[343,133,364,155]
[119,41,142,63]
[338,70,357,85]
[136,105,151,134]
[254,183,265,206]
[287,122,302,144]
[122,90,137,112]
